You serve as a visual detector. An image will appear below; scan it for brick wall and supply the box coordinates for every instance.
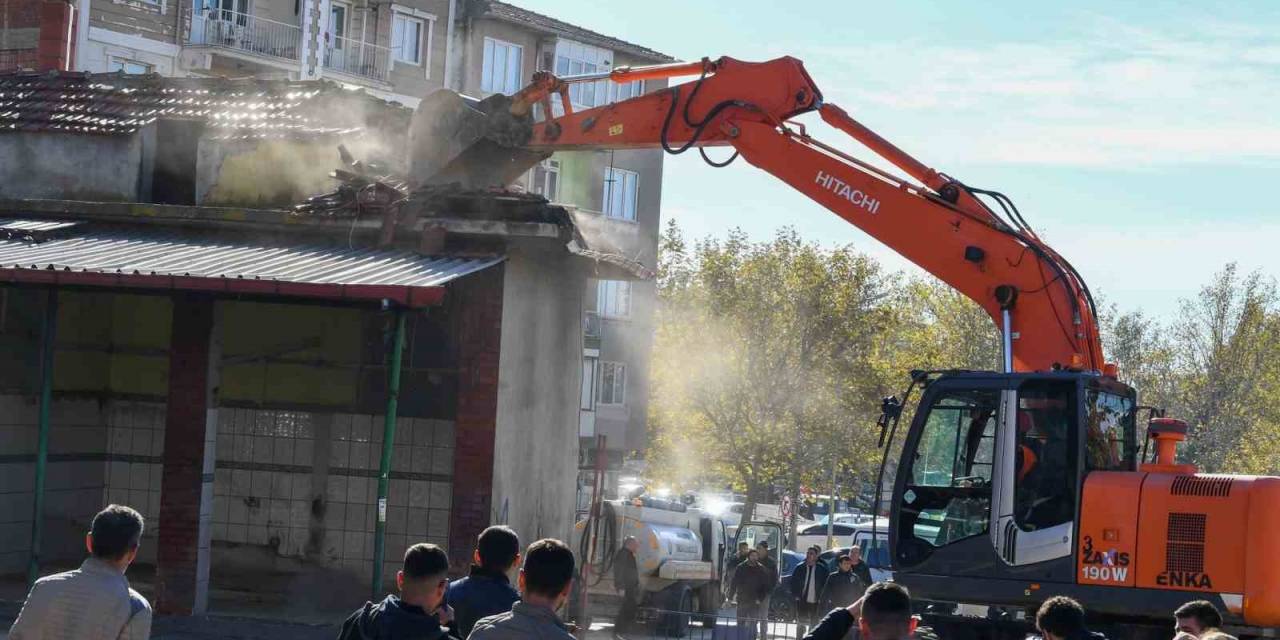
[447,265,503,570]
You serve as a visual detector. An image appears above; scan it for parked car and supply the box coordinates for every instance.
[793,517,889,551]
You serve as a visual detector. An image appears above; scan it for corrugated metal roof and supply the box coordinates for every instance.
[0,219,80,232]
[0,71,411,137]
[0,223,502,306]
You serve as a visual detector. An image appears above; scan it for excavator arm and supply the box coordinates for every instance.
[409,56,1106,373]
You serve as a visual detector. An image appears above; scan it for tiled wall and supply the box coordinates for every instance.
[0,396,115,574]
[0,396,456,584]
[210,408,455,583]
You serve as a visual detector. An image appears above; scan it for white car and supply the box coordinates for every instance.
[794,518,890,552]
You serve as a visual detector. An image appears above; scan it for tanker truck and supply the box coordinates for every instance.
[572,497,783,635]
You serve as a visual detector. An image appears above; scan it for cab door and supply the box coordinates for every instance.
[722,521,784,598]
[990,379,1079,566]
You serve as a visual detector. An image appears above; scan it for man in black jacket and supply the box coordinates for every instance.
[800,582,921,640]
[338,543,452,640]
[820,555,863,610]
[790,546,829,635]
[1036,596,1109,640]
[612,537,641,638]
[728,550,773,640]
[446,525,522,640]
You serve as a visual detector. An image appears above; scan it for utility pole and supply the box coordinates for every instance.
[825,454,837,550]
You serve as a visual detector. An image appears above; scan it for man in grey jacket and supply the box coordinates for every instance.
[469,539,576,640]
[9,504,152,640]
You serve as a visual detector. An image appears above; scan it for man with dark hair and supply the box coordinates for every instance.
[339,543,453,640]
[728,550,772,640]
[1175,601,1224,638]
[612,536,641,639]
[469,539,577,640]
[755,541,777,639]
[800,581,919,640]
[10,504,151,640]
[790,546,830,635]
[447,525,522,639]
[821,554,862,610]
[1036,596,1107,640]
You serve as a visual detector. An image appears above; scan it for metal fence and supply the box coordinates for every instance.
[628,606,820,640]
[323,35,392,82]
[0,48,37,71]
[188,9,301,62]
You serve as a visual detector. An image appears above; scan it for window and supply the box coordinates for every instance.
[329,1,348,48]
[555,40,611,109]
[391,11,425,65]
[579,357,597,412]
[481,37,523,94]
[602,167,638,221]
[597,280,631,318]
[527,159,559,201]
[1013,382,1076,532]
[906,389,998,547]
[598,362,626,406]
[608,79,644,103]
[855,535,890,568]
[108,58,152,74]
[1085,388,1135,472]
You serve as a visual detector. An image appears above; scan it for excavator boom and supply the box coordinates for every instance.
[408,55,1104,373]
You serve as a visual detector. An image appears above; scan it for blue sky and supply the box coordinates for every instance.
[519,0,1280,319]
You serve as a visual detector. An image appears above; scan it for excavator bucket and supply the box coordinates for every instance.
[407,89,551,190]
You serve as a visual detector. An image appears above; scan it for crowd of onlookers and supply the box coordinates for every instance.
[1,503,1249,640]
[6,504,579,640]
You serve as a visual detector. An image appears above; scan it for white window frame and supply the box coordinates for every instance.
[555,39,611,110]
[598,361,626,406]
[602,167,638,221]
[329,0,350,49]
[108,57,153,74]
[481,36,523,95]
[608,79,644,103]
[389,5,435,75]
[597,280,631,319]
[524,158,560,201]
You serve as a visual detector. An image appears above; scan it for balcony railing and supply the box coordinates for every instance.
[188,9,301,63]
[323,35,391,83]
[0,49,37,71]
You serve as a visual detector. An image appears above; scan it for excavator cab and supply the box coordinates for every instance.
[881,370,1137,604]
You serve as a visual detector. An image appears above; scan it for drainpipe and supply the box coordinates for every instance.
[371,305,407,599]
[27,289,57,588]
[442,0,455,89]
[75,0,90,70]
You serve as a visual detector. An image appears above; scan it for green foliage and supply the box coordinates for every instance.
[648,222,1001,503]
[1105,264,1280,473]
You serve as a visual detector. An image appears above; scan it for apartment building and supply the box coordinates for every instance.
[2,0,671,520]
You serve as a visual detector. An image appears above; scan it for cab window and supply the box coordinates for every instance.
[1013,382,1076,531]
[1085,388,1136,472]
[905,389,997,547]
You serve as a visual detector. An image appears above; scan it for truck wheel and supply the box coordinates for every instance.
[657,584,694,638]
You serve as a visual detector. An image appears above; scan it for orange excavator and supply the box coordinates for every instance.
[410,56,1280,639]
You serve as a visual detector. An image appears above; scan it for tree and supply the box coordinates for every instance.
[648,223,897,523]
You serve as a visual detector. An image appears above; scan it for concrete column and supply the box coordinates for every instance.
[155,295,221,615]
[446,265,503,571]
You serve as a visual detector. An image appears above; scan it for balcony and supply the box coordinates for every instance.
[323,36,392,84]
[188,9,301,64]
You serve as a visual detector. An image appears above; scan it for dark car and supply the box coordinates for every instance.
[766,549,804,621]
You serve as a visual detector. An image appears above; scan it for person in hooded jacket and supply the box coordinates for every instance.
[338,543,453,640]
